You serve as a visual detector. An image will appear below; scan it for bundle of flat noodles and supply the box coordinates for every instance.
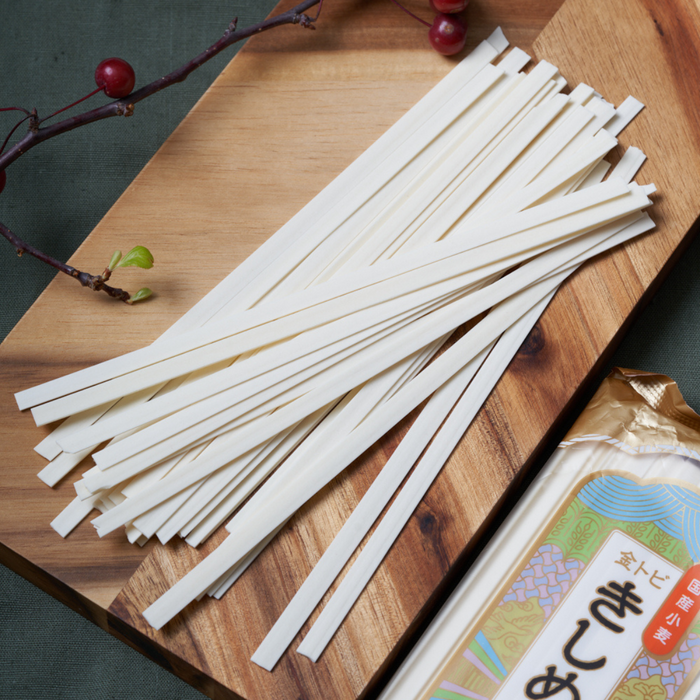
[16,29,655,659]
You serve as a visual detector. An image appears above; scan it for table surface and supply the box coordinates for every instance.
[4,2,700,700]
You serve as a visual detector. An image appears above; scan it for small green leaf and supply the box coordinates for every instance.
[108,250,122,271]
[116,245,154,269]
[128,287,153,304]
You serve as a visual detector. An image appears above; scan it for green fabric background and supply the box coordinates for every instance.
[2,2,700,699]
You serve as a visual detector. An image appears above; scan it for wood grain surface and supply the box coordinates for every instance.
[3,0,700,698]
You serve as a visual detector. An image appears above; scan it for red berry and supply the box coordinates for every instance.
[429,0,469,12]
[428,13,467,55]
[95,58,135,98]
[0,170,5,195]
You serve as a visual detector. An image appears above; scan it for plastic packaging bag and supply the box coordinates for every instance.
[382,368,700,700]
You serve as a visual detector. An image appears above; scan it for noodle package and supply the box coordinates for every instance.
[382,368,700,700]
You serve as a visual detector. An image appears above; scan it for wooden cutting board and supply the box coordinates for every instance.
[3,0,700,698]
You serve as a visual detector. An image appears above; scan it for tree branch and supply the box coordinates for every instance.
[0,1,321,302]
[0,0,321,173]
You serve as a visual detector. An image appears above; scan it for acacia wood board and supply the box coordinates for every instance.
[2,0,700,698]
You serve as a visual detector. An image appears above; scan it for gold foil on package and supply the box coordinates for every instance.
[562,367,700,453]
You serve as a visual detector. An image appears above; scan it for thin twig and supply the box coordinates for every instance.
[0,107,31,116]
[0,116,29,157]
[39,86,105,125]
[389,0,431,28]
[0,222,131,301]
